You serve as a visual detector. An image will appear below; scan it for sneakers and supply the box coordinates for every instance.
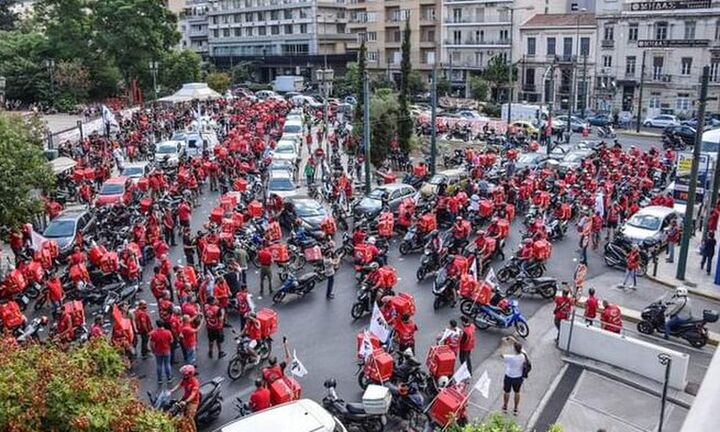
[208,350,213,359]
[219,351,227,359]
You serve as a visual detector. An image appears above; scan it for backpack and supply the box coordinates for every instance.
[522,352,532,378]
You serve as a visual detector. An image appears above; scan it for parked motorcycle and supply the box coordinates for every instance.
[416,248,445,281]
[637,301,718,348]
[149,377,224,425]
[497,257,545,282]
[385,382,428,430]
[432,267,457,310]
[272,272,317,304]
[603,236,654,276]
[596,125,616,139]
[226,330,272,380]
[472,299,530,338]
[399,227,426,256]
[16,316,48,344]
[322,379,386,432]
[504,275,558,299]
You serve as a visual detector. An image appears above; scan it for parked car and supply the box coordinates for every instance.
[510,121,539,137]
[458,110,488,121]
[255,90,280,101]
[681,118,720,130]
[353,183,416,219]
[557,149,594,173]
[586,113,612,127]
[267,171,299,199]
[554,115,589,132]
[419,168,468,199]
[121,161,152,183]
[620,205,679,247]
[282,119,304,141]
[43,208,97,257]
[285,197,328,233]
[272,139,299,164]
[643,114,680,128]
[215,399,345,432]
[154,140,185,168]
[96,177,132,206]
[663,125,696,147]
[515,152,551,171]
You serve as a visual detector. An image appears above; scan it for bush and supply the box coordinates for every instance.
[0,338,178,432]
[446,413,562,432]
[483,103,501,118]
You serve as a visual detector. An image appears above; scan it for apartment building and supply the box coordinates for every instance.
[347,0,441,83]
[517,13,597,111]
[179,0,211,57]
[595,0,720,117]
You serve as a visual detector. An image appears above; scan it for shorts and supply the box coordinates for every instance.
[207,328,225,344]
[503,375,524,393]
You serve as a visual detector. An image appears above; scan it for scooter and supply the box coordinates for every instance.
[272,272,317,304]
[149,377,224,425]
[603,236,654,276]
[472,299,530,338]
[497,257,546,282]
[432,267,457,310]
[596,125,616,139]
[398,226,426,256]
[226,330,272,380]
[546,218,567,242]
[504,275,558,299]
[637,301,719,348]
[416,248,445,281]
[385,382,428,430]
[322,379,386,432]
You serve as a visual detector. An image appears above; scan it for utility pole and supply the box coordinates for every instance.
[363,70,371,194]
[506,8,514,136]
[677,65,710,280]
[635,50,647,133]
[430,60,438,176]
[580,54,588,118]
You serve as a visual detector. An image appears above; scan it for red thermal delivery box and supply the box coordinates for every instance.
[140,198,153,215]
[303,245,322,262]
[65,300,86,326]
[210,207,225,225]
[356,331,381,360]
[459,274,479,300]
[377,267,398,289]
[232,212,244,229]
[0,302,24,329]
[429,387,467,428]
[257,308,278,339]
[137,177,149,192]
[220,196,235,212]
[183,266,198,287]
[269,376,301,405]
[354,244,373,264]
[364,349,394,383]
[100,252,119,274]
[88,245,108,267]
[453,256,470,275]
[43,240,59,258]
[269,243,289,263]
[389,292,416,317]
[478,199,494,218]
[202,244,221,265]
[266,222,282,242]
[426,345,457,380]
[248,201,263,218]
[418,214,437,233]
[533,239,552,262]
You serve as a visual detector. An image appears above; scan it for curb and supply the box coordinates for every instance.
[646,274,720,303]
[617,130,662,138]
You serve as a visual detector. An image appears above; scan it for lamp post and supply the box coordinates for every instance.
[149,61,160,100]
[500,5,534,136]
[567,7,587,140]
[317,13,331,155]
[0,76,6,109]
[44,59,55,104]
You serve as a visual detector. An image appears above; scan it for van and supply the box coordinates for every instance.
[171,130,219,158]
[214,399,347,432]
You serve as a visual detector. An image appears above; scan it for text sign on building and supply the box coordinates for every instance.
[637,39,710,48]
[630,0,711,10]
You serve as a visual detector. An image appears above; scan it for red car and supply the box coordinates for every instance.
[96,176,132,206]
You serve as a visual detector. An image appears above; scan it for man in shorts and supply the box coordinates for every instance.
[501,336,529,415]
[204,296,226,358]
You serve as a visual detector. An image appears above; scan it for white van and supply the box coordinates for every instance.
[215,399,347,432]
[282,119,304,141]
[171,130,219,158]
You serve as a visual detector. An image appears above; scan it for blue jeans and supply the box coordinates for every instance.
[667,243,675,262]
[664,315,685,339]
[182,346,197,365]
[326,275,334,297]
[155,354,172,382]
[622,269,637,287]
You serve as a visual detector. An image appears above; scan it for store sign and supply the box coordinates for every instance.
[638,39,710,47]
[630,0,711,11]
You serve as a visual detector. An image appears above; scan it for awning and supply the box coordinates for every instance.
[157,83,223,103]
[48,157,77,175]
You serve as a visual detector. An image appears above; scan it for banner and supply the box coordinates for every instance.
[452,362,471,384]
[358,330,374,359]
[369,303,392,343]
[473,370,491,398]
[485,267,499,288]
[289,350,308,378]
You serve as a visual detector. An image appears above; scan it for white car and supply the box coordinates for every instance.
[267,171,300,198]
[255,90,279,101]
[216,399,345,432]
[154,140,185,167]
[171,130,219,158]
[621,205,679,246]
[457,110,489,121]
[643,115,680,128]
[121,162,152,183]
[272,139,299,164]
[282,119,304,141]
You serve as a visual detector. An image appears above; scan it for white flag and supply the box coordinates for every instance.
[358,330,374,359]
[451,362,471,384]
[27,224,48,251]
[369,303,392,343]
[485,267,499,288]
[101,105,119,129]
[473,370,491,399]
[247,294,256,313]
[471,255,480,280]
[289,350,308,378]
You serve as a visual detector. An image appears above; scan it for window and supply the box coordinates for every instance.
[684,21,695,40]
[367,31,377,41]
[453,30,461,44]
[211,16,217,24]
[628,23,638,41]
[223,28,231,37]
[270,10,279,20]
[626,56,636,76]
[603,55,612,68]
[367,51,379,62]
[284,24,293,34]
[527,37,536,56]
[258,26,266,35]
[500,29,509,41]
[653,56,664,79]
[244,27,251,36]
[676,93,691,111]
[580,37,590,56]
[563,37,572,57]
[212,29,219,37]
[284,9,292,19]
[300,23,307,33]
[498,9,509,22]
[234,27,241,36]
[547,37,556,55]
[710,58,720,82]
[525,67,535,85]
[656,22,668,40]
[649,93,661,109]
[366,12,376,22]
[234,13,241,23]
[716,20,720,41]
[681,57,692,75]
[452,8,461,22]
[245,13,253,22]
[604,25,614,41]
[271,25,279,35]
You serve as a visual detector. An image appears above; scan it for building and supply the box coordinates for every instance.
[347,0,440,83]
[179,0,211,57]
[517,13,597,112]
[595,0,720,118]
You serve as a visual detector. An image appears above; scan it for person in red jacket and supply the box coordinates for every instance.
[459,316,476,372]
[170,365,201,432]
[134,300,153,358]
[394,314,418,354]
[600,300,623,333]
[621,245,641,290]
[46,272,64,318]
[150,266,169,301]
[204,296,226,359]
[257,246,273,298]
[149,320,174,384]
[553,288,573,339]
[584,287,598,325]
[177,200,192,229]
[249,378,272,412]
[179,315,199,366]
[261,356,285,385]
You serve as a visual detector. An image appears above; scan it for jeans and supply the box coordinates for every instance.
[170,341,179,364]
[164,227,175,245]
[260,267,272,295]
[622,269,637,287]
[138,333,149,357]
[580,246,588,265]
[701,254,714,274]
[182,346,197,365]
[239,269,247,287]
[326,275,334,297]
[664,315,685,338]
[459,350,473,374]
[667,243,675,262]
[155,354,172,382]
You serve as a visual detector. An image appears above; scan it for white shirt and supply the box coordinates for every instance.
[503,353,526,378]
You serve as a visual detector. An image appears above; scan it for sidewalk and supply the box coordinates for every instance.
[617,129,662,138]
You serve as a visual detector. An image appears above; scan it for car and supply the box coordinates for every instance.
[681,118,720,130]
[154,140,185,168]
[554,115,589,132]
[663,125,696,147]
[285,197,328,233]
[213,399,346,432]
[353,183,416,219]
[586,113,612,127]
[511,121,539,137]
[458,110,488,121]
[282,119,304,141]
[419,168,468,198]
[515,152,551,171]
[344,95,358,105]
[267,171,300,198]
[643,114,680,128]
[557,149,594,173]
[269,159,295,177]
[290,95,323,109]
[272,139,299,164]
[171,130,219,158]
[620,205,679,247]
[43,208,97,257]
[96,176,132,206]
[121,161,152,183]
[255,90,279,101]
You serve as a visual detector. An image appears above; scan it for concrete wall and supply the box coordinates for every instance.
[558,320,689,389]
[681,346,720,432]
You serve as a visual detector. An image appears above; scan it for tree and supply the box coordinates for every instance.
[482,56,516,103]
[467,75,489,101]
[0,114,54,229]
[205,72,231,94]
[0,338,178,432]
[397,18,412,154]
[369,91,399,166]
[334,61,358,98]
[161,50,202,92]
[36,0,93,62]
[446,413,562,432]
[0,0,17,30]
[231,61,255,84]
[407,70,427,95]
[436,76,450,96]
[54,59,91,104]
[0,30,49,103]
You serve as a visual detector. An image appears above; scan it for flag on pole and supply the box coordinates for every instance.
[451,362,471,384]
[473,370,491,398]
[471,254,480,280]
[358,330,374,359]
[369,303,392,343]
[289,350,308,378]
[485,267,499,288]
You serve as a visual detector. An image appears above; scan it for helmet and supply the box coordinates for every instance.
[477,230,486,237]
[403,347,414,358]
[524,238,533,245]
[675,286,688,297]
[368,237,376,245]
[437,376,449,388]
[455,216,463,222]
[180,365,196,377]
[323,378,337,389]
[368,262,380,270]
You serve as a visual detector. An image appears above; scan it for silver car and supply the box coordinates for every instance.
[620,206,679,246]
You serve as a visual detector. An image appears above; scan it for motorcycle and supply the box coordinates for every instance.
[603,236,654,276]
[546,218,567,242]
[504,275,558,299]
[497,257,546,282]
[322,379,386,432]
[432,267,457,310]
[350,283,375,320]
[392,351,432,393]
[399,227,426,255]
[149,377,224,425]
[596,125,616,139]
[637,301,718,348]
[472,299,530,338]
[385,382,428,430]
[337,232,354,261]
[332,202,350,232]
[226,330,273,380]
[416,248,445,281]
[272,272,317,304]
[98,282,140,316]
[16,316,48,344]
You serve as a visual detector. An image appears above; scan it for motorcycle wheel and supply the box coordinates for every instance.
[206,401,222,422]
[515,320,530,338]
[603,255,617,268]
[474,312,491,330]
[293,255,307,270]
[460,300,475,317]
[272,291,286,304]
[636,262,647,277]
[304,280,316,293]
[433,296,443,310]
[227,356,247,380]
[636,320,654,335]
[416,267,427,281]
[259,340,272,360]
[279,270,288,282]
[334,247,346,260]
[687,332,707,348]
[497,267,512,283]
[350,302,365,320]
[25,285,40,299]
[357,373,370,390]
[540,283,558,299]
[399,242,410,256]
[505,283,521,298]
[528,265,543,278]
[365,418,384,432]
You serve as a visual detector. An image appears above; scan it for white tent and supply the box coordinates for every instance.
[158,83,223,103]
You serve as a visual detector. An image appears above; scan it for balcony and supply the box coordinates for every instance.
[444,39,510,47]
[444,17,509,26]
[522,84,536,92]
[598,67,614,76]
[601,39,615,48]
[651,74,672,83]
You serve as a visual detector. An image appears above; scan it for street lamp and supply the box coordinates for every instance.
[149,61,160,100]
[317,13,331,155]
[567,7,587,139]
[657,353,672,432]
[0,76,6,109]
[500,5,534,136]
[44,59,55,103]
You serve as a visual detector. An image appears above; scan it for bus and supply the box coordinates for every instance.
[671,128,720,225]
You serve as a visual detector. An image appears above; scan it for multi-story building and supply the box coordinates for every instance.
[595,0,720,118]
[347,0,441,83]
[179,0,211,57]
[517,13,597,112]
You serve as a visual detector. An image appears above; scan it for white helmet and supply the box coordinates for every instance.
[437,376,449,388]
[675,286,688,297]
[403,347,414,358]
[368,237,376,245]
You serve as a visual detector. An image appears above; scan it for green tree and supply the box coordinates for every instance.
[467,75,489,101]
[397,18,412,154]
[54,59,91,104]
[447,413,562,432]
[205,71,231,94]
[0,30,49,103]
[161,50,202,92]
[231,61,255,84]
[334,61,358,98]
[368,90,399,166]
[436,76,450,96]
[407,70,427,95]
[0,113,54,229]
[0,0,17,30]
[482,56,516,103]
[36,0,93,61]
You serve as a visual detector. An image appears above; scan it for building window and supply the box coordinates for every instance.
[655,22,668,40]
[715,20,720,40]
[527,37,536,56]
[300,23,307,33]
[367,31,377,41]
[604,25,614,41]
[245,13,253,22]
[284,24,293,34]
[452,8,461,22]
[258,26,266,35]
[628,23,638,41]
[367,51,379,62]
[500,29,509,41]
[547,37,556,55]
[525,67,535,86]
[367,12,376,22]
[212,29,219,37]
[453,30,461,44]
[603,55,612,68]
[626,56,636,76]
[284,9,292,19]
[270,10,279,20]
[710,58,720,82]
[563,37,572,57]
[681,57,692,75]
[234,14,241,23]
[234,28,242,36]
[244,27,251,36]
[676,94,691,111]
[580,37,590,56]
[271,25,279,35]
[684,21,695,40]
[653,56,664,79]
[649,93,661,109]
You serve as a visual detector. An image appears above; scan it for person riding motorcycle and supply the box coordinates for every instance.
[240,312,262,365]
[474,230,497,264]
[425,230,445,266]
[517,238,535,273]
[663,286,693,339]
[363,262,384,305]
[451,216,470,252]
[366,237,382,264]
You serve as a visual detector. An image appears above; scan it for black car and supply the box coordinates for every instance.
[353,184,416,219]
[43,208,97,257]
[663,125,696,147]
[283,197,327,233]
[586,113,612,127]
